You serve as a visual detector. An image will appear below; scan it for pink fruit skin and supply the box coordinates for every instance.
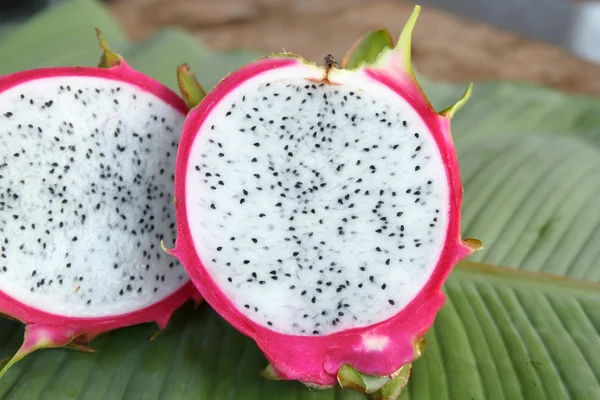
[0,63,201,359]
[172,56,474,386]
[0,64,186,112]
[0,282,198,341]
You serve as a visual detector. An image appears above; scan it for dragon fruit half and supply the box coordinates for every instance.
[169,6,481,397]
[0,32,201,377]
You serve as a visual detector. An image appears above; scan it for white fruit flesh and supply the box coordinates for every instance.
[185,65,449,335]
[0,76,189,317]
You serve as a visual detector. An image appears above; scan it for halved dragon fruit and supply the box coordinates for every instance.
[170,6,481,397]
[0,32,201,377]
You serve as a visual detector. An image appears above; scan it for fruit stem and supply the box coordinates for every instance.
[394,5,421,76]
[439,83,474,119]
[177,63,206,109]
[95,28,123,68]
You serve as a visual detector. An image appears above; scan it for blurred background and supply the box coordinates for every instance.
[1,0,600,96]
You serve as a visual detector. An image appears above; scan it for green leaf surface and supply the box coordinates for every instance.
[0,24,16,41]
[423,80,600,281]
[0,0,127,74]
[122,28,260,93]
[0,262,597,400]
[0,1,599,399]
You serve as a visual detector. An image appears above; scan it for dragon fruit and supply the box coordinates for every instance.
[169,6,481,397]
[0,31,201,377]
